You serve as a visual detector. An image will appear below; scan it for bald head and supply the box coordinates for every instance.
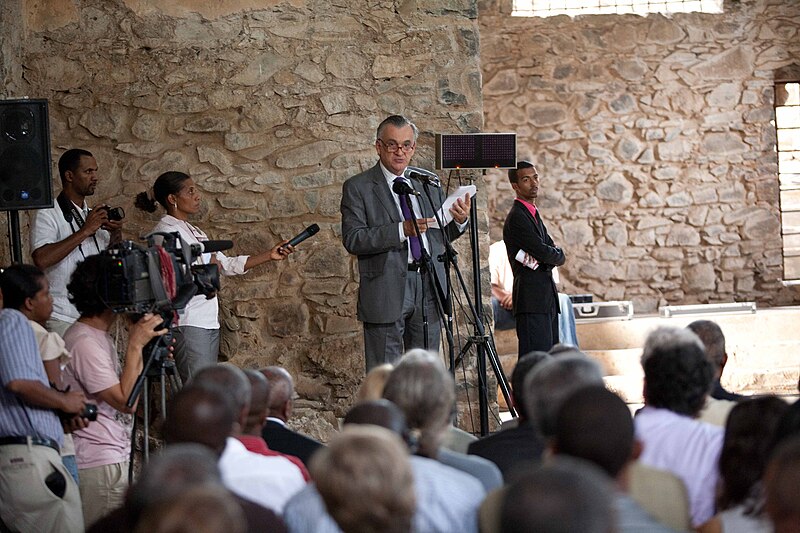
[163,386,236,456]
[260,366,294,421]
[192,365,251,412]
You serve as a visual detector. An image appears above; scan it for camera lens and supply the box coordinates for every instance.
[82,403,98,421]
[106,207,124,221]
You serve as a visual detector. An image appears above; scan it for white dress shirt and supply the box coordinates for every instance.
[218,436,306,513]
[151,215,248,329]
[31,202,110,322]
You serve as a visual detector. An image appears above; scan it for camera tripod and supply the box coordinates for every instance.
[127,316,182,482]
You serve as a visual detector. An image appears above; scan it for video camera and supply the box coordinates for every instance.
[96,231,224,315]
[94,231,231,407]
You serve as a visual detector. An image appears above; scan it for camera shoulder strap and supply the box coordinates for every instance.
[56,192,85,228]
[56,192,102,256]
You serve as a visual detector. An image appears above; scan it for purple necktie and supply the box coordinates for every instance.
[394,177,422,261]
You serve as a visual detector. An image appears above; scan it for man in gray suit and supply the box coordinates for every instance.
[341,115,471,371]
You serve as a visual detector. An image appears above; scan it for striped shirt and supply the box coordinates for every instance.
[0,308,63,446]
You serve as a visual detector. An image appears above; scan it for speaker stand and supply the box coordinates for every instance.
[7,211,23,264]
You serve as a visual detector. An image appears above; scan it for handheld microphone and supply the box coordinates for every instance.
[405,166,441,188]
[283,223,320,249]
[392,180,421,197]
[190,240,234,255]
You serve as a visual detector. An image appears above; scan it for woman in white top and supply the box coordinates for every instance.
[134,171,292,383]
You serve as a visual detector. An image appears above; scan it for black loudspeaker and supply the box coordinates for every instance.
[0,99,53,211]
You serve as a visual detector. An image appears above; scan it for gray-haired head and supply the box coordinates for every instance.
[523,354,605,438]
[382,349,453,457]
[376,115,419,143]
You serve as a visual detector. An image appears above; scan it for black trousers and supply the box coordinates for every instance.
[516,311,558,358]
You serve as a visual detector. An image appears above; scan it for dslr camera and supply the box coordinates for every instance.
[96,205,125,221]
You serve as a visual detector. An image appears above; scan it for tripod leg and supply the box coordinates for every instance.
[485,335,516,418]
[143,376,150,463]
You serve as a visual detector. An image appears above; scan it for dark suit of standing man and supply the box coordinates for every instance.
[341,115,471,371]
[503,161,566,357]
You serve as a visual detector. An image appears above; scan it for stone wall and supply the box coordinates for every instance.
[479,0,800,312]
[0,0,488,438]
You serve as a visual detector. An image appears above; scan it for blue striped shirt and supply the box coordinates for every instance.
[0,308,63,446]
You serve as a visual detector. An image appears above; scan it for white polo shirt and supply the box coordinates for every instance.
[30,203,110,322]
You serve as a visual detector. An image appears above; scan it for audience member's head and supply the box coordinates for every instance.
[134,485,246,533]
[242,369,270,435]
[0,264,51,325]
[310,425,416,533]
[548,344,584,358]
[343,399,413,452]
[511,351,551,421]
[686,320,727,378]
[356,364,394,402]
[382,349,454,457]
[554,385,635,481]
[127,444,223,524]
[344,399,407,435]
[500,457,614,533]
[191,364,251,433]
[764,436,800,533]
[770,399,800,453]
[260,366,295,421]
[523,354,604,438]
[163,385,236,455]
[717,396,790,511]
[641,326,713,417]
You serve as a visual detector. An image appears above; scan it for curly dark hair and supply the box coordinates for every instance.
[67,255,109,317]
[718,396,790,511]
[641,327,713,417]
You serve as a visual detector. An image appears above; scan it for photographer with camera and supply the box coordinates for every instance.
[61,255,166,528]
[0,273,86,532]
[0,264,92,485]
[135,171,294,384]
[31,148,125,337]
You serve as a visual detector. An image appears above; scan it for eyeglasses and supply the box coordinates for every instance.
[378,139,415,153]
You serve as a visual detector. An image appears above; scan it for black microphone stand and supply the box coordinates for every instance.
[417,172,515,435]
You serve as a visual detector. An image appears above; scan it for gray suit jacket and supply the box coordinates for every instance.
[341,162,463,324]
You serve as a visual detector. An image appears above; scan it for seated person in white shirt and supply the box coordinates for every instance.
[189,364,306,512]
[634,327,724,528]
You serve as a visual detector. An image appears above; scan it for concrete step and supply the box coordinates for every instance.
[492,305,799,408]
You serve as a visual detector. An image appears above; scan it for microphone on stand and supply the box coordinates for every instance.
[392,180,421,197]
[405,166,441,188]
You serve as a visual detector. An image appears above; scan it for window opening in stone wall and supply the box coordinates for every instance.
[775,81,800,281]
[512,0,723,17]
